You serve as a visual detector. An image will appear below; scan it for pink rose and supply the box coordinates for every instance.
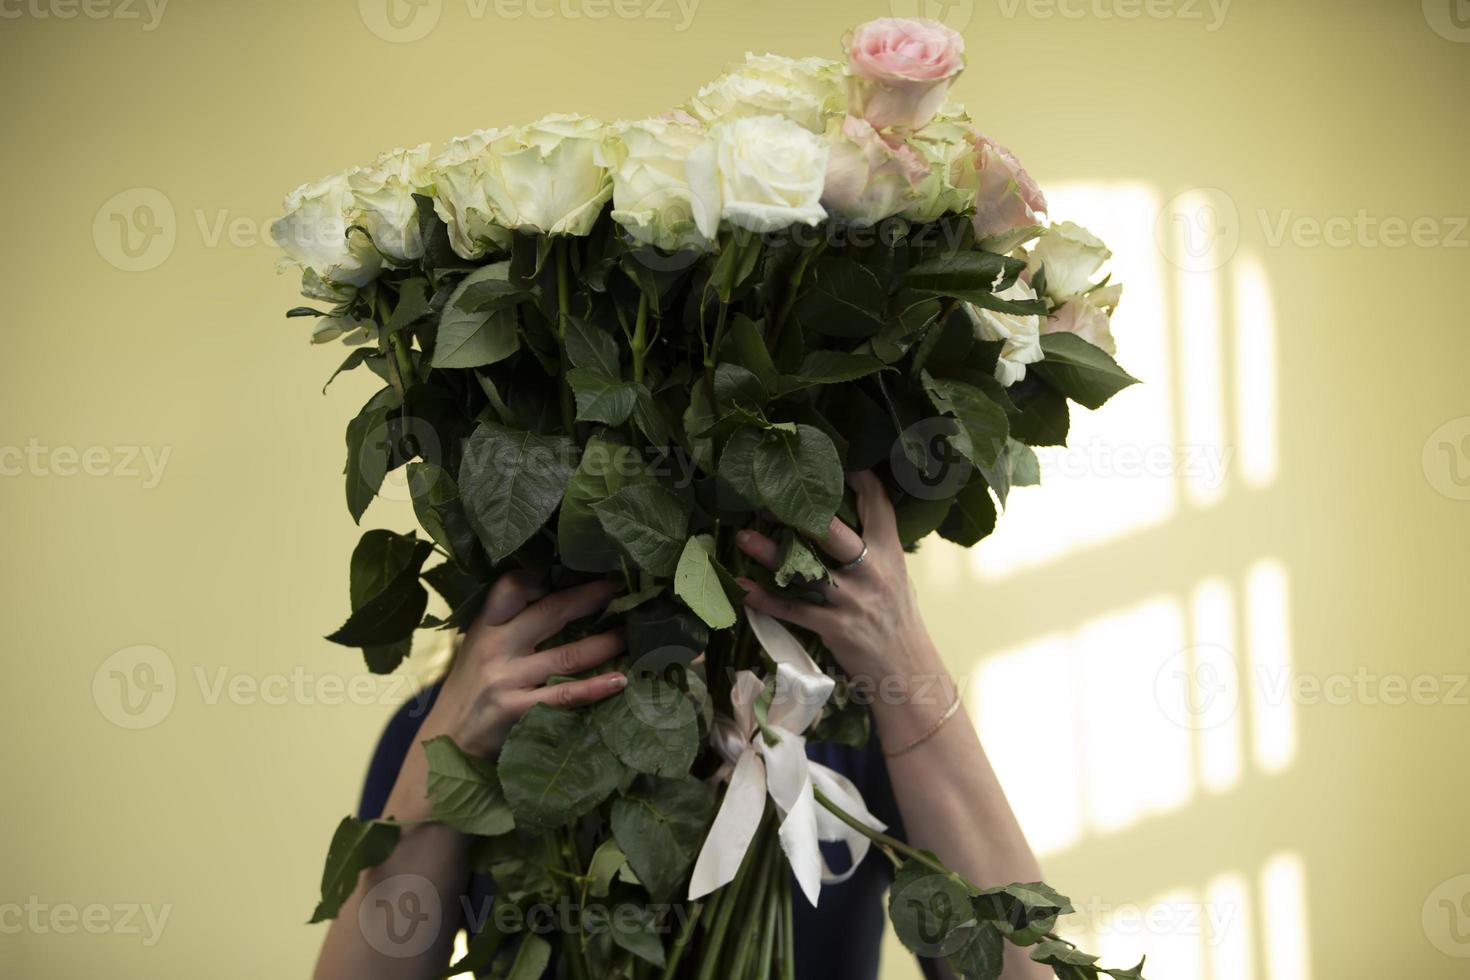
[1044,284,1123,355]
[845,18,965,131]
[821,115,928,225]
[969,133,1048,243]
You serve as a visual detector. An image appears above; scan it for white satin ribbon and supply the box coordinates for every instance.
[687,609,886,907]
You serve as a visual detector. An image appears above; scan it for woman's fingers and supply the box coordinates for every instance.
[515,630,626,687]
[846,470,900,551]
[511,578,620,646]
[734,529,781,569]
[737,577,839,635]
[738,520,864,569]
[478,568,549,628]
[517,672,628,712]
[816,515,866,565]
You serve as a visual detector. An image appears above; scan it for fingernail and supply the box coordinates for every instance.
[608,673,628,690]
[736,530,752,545]
[734,577,755,592]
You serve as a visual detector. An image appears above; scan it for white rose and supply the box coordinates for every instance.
[1027,221,1111,301]
[899,103,978,222]
[480,114,613,237]
[966,280,1043,386]
[686,53,846,134]
[1045,282,1122,355]
[270,171,382,288]
[348,144,431,263]
[428,128,511,260]
[693,115,829,233]
[310,314,377,346]
[599,117,720,252]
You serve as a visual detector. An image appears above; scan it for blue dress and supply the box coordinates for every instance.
[359,685,942,979]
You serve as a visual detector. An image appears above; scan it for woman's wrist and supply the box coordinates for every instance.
[858,630,963,754]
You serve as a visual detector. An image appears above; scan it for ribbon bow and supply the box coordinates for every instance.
[687,608,886,907]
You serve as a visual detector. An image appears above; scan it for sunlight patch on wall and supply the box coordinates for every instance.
[1245,560,1296,774]
[971,562,1293,855]
[1261,853,1311,980]
[1059,856,1302,980]
[1175,254,1227,510]
[1190,578,1243,795]
[1232,253,1279,489]
[971,634,1084,856]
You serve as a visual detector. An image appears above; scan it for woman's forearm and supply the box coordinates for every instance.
[869,634,1051,980]
[314,726,470,980]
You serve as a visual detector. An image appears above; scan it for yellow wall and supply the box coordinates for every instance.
[1,1,1466,977]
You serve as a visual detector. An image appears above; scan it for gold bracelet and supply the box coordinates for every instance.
[883,691,963,758]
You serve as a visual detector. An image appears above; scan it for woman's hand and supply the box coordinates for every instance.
[734,470,943,683]
[419,573,628,759]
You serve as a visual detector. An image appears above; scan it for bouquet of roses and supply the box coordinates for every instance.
[275,16,1143,980]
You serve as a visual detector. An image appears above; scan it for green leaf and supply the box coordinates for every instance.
[976,881,1073,946]
[322,348,384,393]
[626,599,709,661]
[592,483,690,577]
[498,704,624,830]
[721,314,778,392]
[610,776,715,902]
[887,858,976,958]
[938,478,997,547]
[594,674,699,777]
[386,278,433,335]
[506,934,552,980]
[716,425,764,510]
[631,386,671,446]
[791,256,887,338]
[894,492,954,548]
[345,390,396,524]
[422,735,514,836]
[586,840,630,898]
[566,367,638,426]
[432,266,521,369]
[565,315,621,377]
[774,532,829,587]
[713,361,767,413]
[458,422,577,562]
[341,529,435,671]
[1033,333,1140,410]
[559,437,650,574]
[780,350,886,391]
[949,920,1006,980]
[1008,377,1071,447]
[923,373,1009,468]
[326,533,433,669]
[1031,939,1100,969]
[752,424,843,538]
[610,904,666,968]
[903,250,1025,303]
[673,534,737,629]
[309,816,400,923]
